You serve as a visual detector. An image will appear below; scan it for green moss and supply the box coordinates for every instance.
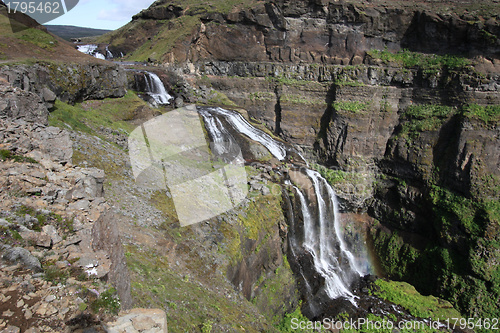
[462,103,500,124]
[49,100,93,133]
[126,15,200,62]
[397,104,457,140]
[49,91,154,137]
[367,49,471,72]
[249,92,275,102]
[374,279,462,320]
[254,265,297,325]
[333,100,371,114]
[276,303,316,333]
[206,90,237,107]
[150,190,179,226]
[238,193,282,240]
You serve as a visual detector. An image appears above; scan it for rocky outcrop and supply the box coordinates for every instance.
[0,62,127,105]
[0,112,132,330]
[92,211,133,310]
[0,79,48,125]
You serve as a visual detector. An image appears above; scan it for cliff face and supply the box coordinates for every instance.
[0,63,127,105]
[106,0,499,64]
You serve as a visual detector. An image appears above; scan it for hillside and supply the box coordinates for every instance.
[0,2,107,63]
[44,25,112,41]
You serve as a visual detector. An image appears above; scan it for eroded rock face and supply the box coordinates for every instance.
[110,0,499,64]
[92,211,133,310]
[0,62,127,105]
[0,80,48,125]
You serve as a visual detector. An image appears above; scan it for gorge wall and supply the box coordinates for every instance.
[104,0,500,321]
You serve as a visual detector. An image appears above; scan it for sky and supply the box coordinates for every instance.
[48,0,157,30]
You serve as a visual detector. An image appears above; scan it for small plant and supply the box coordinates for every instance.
[90,287,121,315]
[201,319,214,333]
[44,266,70,284]
[367,48,471,72]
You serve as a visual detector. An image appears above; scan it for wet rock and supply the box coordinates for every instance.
[3,247,42,272]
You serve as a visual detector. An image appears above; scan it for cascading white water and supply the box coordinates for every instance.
[198,108,241,163]
[301,169,369,302]
[199,106,370,304]
[205,107,287,160]
[76,44,106,59]
[144,72,173,106]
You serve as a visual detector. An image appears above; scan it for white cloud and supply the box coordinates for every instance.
[97,0,155,22]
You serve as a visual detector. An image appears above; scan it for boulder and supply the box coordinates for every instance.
[2,247,42,272]
[105,308,167,333]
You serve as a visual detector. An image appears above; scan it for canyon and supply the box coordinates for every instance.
[0,0,499,332]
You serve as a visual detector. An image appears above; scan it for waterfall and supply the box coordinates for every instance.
[198,106,371,304]
[76,44,106,59]
[198,108,242,164]
[144,72,173,106]
[204,107,287,160]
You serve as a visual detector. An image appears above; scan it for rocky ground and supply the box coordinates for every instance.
[0,79,168,332]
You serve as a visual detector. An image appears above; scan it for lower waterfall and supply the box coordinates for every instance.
[197,106,372,306]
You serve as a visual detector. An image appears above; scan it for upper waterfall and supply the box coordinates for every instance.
[203,107,287,160]
[144,72,173,106]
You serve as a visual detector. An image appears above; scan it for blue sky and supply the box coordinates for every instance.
[49,0,156,30]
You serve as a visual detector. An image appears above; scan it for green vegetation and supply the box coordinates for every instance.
[44,265,70,284]
[206,90,237,107]
[13,205,72,233]
[49,91,150,135]
[0,150,38,164]
[90,287,121,315]
[367,49,471,73]
[18,28,58,49]
[118,15,200,62]
[249,92,275,102]
[253,263,298,325]
[125,244,272,332]
[462,103,500,124]
[333,100,371,114]
[372,182,500,329]
[276,303,319,333]
[397,104,457,140]
[374,279,462,320]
